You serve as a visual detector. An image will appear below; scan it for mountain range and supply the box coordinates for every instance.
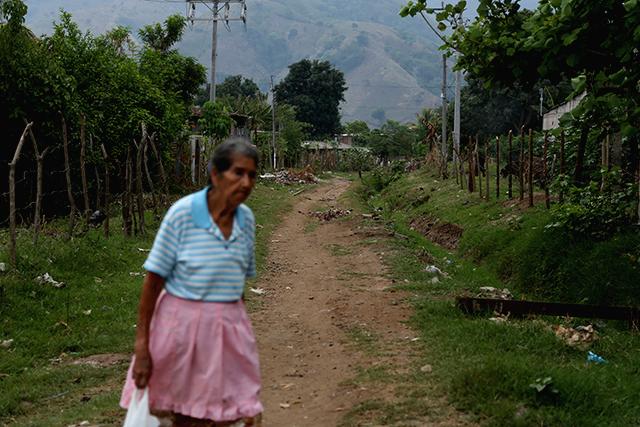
[24,0,537,127]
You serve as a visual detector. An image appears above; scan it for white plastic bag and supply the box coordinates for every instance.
[123,388,160,427]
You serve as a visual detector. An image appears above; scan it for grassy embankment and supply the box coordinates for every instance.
[0,182,301,426]
[346,167,640,426]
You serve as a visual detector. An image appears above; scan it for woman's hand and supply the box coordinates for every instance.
[133,347,153,389]
[132,271,165,389]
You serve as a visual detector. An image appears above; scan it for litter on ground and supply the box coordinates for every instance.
[309,208,352,221]
[35,273,65,288]
[553,324,597,348]
[260,167,318,185]
[477,286,513,300]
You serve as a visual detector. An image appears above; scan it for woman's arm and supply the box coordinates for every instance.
[132,271,165,388]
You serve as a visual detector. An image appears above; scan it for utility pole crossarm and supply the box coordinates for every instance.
[184,0,247,103]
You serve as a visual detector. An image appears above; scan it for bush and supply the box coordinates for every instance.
[548,169,636,239]
[340,148,375,174]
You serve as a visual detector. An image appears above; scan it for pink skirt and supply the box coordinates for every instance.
[120,291,263,421]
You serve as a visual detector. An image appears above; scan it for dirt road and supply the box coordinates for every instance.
[251,179,468,426]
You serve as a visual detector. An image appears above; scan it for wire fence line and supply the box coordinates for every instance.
[2,122,184,268]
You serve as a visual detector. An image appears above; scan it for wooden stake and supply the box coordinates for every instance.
[148,134,168,205]
[122,146,132,236]
[559,130,566,204]
[528,129,534,208]
[61,114,77,239]
[507,130,513,199]
[495,136,500,199]
[543,131,550,209]
[143,136,158,215]
[8,121,33,266]
[24,119,49,244]
[135,135,146,236]
[476,136,482,198]
[519,126,525,201]
[468,147,474,192]
[90,134,101,210]
[485,140,490,201]
[100,143,110,238]
[80,114,90,222]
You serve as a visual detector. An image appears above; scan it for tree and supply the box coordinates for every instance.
[401,0,640,183]
[274,59,347,138]
[199,101,232,141]
[343,120,369,135]
[138,14,186,53]
[217,75,263,100]
[368,120,417,163]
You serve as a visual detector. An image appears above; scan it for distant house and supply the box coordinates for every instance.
[300,137,369,170]
[543,92,586,130]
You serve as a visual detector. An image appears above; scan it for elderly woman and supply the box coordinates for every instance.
[120,137,263,427]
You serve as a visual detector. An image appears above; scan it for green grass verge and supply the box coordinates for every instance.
[0,182,298,425]
[349,170,640,426]
[367,167,640,305]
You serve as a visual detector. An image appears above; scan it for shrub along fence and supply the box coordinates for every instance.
[447,127,640,225]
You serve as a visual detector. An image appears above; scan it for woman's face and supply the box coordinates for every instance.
[211,154,257,207]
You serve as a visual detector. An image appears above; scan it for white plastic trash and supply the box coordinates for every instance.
[123,388,160,427]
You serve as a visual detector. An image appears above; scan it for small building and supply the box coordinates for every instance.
[300,140,369,170]
[543,92,586,130]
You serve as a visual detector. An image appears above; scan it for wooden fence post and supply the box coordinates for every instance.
[476,136,482,198]
[122,146,133,237]
[559,130,566,203]
[528,129,534,208]
[24,119,49,244]
[61,114,77,239]
[519,126,525,201]
[100,143,110,238]
[507,130,513,199]
[90,134,102,210]
[485,140,490,201]
[495,135,500,199]
[143,135,159,215]
[135,135,146,236]
[80,114,91,223]
[8,122,33,266]
[148,134,168,205]
[543,131,550,209]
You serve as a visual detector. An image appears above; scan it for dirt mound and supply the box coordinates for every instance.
[410,216,464,250]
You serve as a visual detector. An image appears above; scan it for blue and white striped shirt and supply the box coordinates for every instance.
[143,187,256,302]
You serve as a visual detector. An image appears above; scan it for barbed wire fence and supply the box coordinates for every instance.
[2,121,175,268]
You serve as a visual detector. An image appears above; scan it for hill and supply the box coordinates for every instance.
[23,0,538,126]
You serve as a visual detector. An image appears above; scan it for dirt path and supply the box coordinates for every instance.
[251,179,469,427]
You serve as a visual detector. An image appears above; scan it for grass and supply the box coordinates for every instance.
[346,168,640,426]
[0,182,298,426]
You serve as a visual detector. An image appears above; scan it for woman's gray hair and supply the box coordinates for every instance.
[207,137,259,179]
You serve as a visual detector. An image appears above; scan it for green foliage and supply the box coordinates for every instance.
[548,170,637,239]
[341,148,375,174]
[138,14,186,52]
[362,163,403,193]
[1,1,206,221]
[343,120,369,135]
[216,75,264,100]
[368,120,418,162]
[274,59,347,138]
[199,100,233,141]
[276,103,310,166]
[402,0,640,139]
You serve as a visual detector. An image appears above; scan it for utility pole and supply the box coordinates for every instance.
[185,1,247,103]
[271,75,277,170]
[453,60,461,166]
[210,1,219,103]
